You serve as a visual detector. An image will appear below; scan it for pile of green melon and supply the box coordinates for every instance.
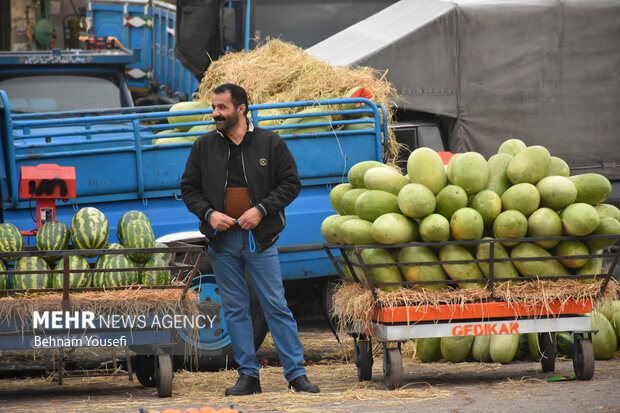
[152,100,214,145]
[321,139,620,291]
[0,208,172,292]
[417,304,620,363]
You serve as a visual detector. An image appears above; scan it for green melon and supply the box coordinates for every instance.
[36,221,70,263]
[397,183,437,219]
[536,176,577,210]
[340,188,368,215]
[486,153,513,196]
[590,310,617,360]
[93,243,125,286]
[577,251,603,284]
[448,152,489,195]
[570,173,612,205]
[371,213,418,244]
[321,214,342,243]
[338,218,376,245]
[398,246,448,290]
[360,248,403,291]
[440,336,474,362]
[527,333,541,360]
[476,238,520,280]
[506,145,551,185]
[489,334,521,364]
[152,242,173,265]
[470,190,502,228]
[117,210,149,245]
[436,185,468,220]
[497,138,526,156]
[417,337,442,362]
[347,160,390,188]
[501,183,540,216]
[554,240,589,269]
[363,167,409,195]
[140,255,171,285]
[419,214,451,243]
[472,335,492,362]
[585,216,620,251]
[355,190,400,222]
[329,183,353,214]
[510,242,570,278]
[527,208,563,249]
[13,256,51,290]
[450,207,484,240]
[53,255,92,289]
[167,101,210,131]
[323,215,358,244]
[560,203,600,236]
[545,156,570,177]
[593,203,620,223]
[0,222,25,263]
[493,210,528,247]
[439,244,485,289]
[407,147,447,195]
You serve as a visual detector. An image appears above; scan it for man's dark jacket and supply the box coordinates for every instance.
[180,122,301,252]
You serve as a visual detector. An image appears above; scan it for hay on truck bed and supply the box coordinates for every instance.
[332,278,619,334]
[194,39,402,162]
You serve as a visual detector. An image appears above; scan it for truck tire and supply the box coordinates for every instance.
[174,266,268,371]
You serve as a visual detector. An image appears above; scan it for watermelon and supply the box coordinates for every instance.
[117,210,149,245]
[94,243,125,286]
[153,242,172,264]
[140,255,172,285]
[36,221,70,262]
[71,207,109,253]
[121,219,156,263]
[0,222,25,263]
[13,256,51,290]
[53,255,92,289]
[99,254,139,287]
[0,260,9,294]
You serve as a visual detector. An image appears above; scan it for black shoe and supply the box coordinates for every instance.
[224,374,262,396]
[288,374,320,393]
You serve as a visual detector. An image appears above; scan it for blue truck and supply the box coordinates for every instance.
[0,43,390,367]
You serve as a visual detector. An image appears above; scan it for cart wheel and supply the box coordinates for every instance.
[539,332,556,372]
[573,338,594,380]
[355,339,373,381]
[156,354,173,398]
[383,347,403,390]
[134,355,156,387]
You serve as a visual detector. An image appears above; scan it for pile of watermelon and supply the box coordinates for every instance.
[418,304,620,363]
[0,208,172,292]
[322,139,620,291]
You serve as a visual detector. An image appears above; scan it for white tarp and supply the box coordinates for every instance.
[307,0,620,182]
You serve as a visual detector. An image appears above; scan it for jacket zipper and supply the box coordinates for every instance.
[240,147,254,205]
[223,145,230,211]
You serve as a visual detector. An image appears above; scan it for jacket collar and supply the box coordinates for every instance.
[216,117,254,143]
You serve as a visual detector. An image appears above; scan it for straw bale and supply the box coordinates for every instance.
[195,38,402,161]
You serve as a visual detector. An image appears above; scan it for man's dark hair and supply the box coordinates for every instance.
[213,83,249,115]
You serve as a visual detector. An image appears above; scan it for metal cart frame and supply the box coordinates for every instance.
[0,242,204,397]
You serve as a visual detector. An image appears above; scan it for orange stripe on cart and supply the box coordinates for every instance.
[371,299,593,323]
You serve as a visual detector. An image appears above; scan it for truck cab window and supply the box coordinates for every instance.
[0,75,122,113]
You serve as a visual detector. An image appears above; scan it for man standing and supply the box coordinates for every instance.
[180,83,319,395]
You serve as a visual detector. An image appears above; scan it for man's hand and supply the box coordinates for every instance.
[238,207,263,230]
[209,211,236,231]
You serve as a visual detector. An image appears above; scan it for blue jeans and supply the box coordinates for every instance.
[208,229,306,382]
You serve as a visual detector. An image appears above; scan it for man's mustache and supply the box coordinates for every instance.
[213,116,225,121]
